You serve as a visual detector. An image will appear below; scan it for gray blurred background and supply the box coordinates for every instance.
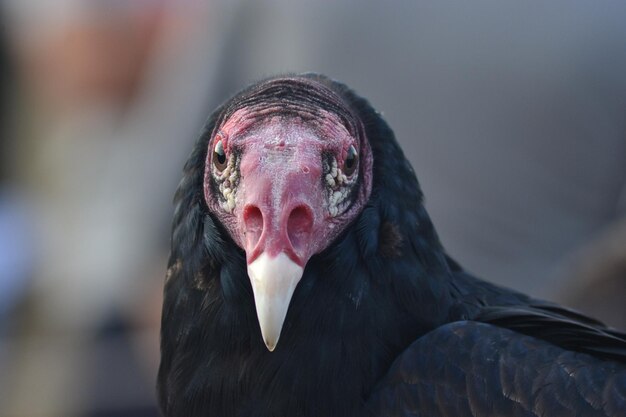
[0,1,625,416]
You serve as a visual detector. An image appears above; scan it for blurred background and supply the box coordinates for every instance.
[0,1,625,416]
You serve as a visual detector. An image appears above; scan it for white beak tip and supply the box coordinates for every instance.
[264,340,277,352]
[248,252,303,352]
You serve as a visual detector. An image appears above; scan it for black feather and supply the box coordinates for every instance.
[159,74,626,417]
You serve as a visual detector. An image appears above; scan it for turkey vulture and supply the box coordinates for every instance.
[158,74,626,417]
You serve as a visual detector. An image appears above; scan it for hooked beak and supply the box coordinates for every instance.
[247,252,303,351]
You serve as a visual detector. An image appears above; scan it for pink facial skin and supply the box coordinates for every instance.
[204,106,373,269]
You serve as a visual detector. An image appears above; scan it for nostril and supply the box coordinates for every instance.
[287,205,313,251]
[243,205,264,247]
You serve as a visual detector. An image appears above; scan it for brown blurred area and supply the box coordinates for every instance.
[1,1,231,416]
[0,1,625,416]
[14,4,159,112]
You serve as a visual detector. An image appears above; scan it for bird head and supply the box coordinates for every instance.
[202,77,374,350]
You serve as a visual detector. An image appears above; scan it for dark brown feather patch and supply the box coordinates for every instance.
[193,270,215,291]
[379,222,404,258]
[165,259,182,283]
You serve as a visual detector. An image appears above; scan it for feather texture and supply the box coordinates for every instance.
[367,321,626,417]
[159,74,626,417]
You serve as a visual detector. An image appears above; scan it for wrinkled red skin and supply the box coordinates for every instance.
[204,106,373,268]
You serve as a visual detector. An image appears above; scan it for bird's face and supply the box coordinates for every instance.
[204,91,373,351]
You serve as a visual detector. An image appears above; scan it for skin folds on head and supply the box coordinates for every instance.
[202,77,373,349]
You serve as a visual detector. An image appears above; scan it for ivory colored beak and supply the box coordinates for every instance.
[247,252,304,351]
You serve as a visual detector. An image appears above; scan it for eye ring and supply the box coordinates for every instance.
[213,139,228,172]
[344,145,358,176]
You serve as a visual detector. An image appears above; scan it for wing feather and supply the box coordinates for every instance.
[366,321,626,417]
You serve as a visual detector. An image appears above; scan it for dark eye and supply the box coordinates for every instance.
[344,145,358,176]
[213,139,227,172]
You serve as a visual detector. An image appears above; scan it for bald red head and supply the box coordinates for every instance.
[202,77,373,349]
